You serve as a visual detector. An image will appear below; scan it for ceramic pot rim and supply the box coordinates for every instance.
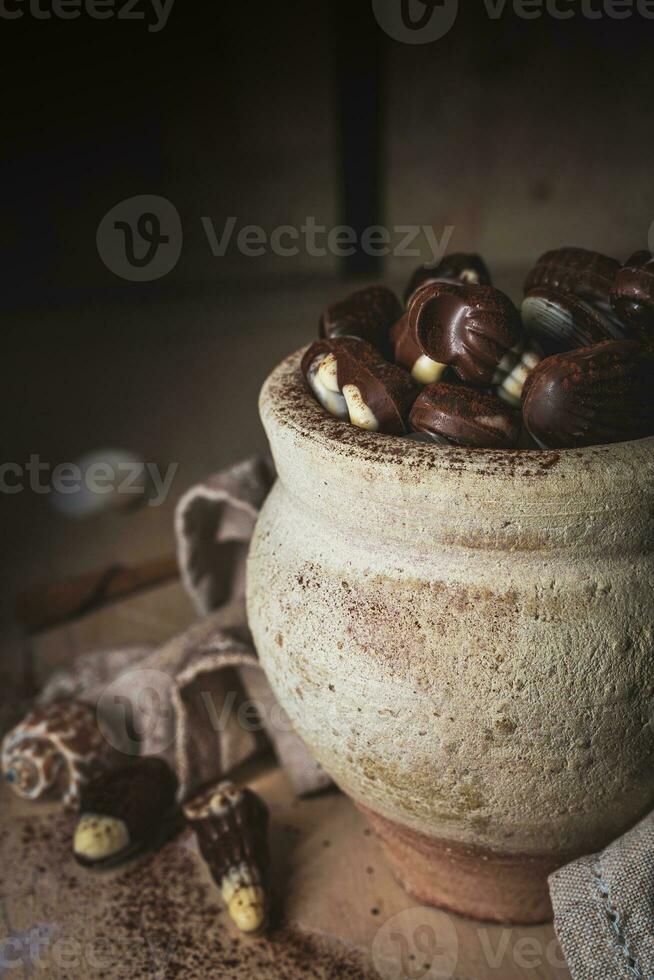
[260,347,654,482]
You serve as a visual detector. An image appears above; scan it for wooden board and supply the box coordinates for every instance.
[30,579,196,687]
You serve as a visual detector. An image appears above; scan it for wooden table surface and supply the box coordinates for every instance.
[1,570,571,979]
[0,764,570,980]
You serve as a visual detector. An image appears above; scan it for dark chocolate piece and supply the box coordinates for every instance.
[73,756,178,868]
[410,382,521,449]
[185,781,270,934]
[319,285,401,358]
[522,340,654,449]
[522,286,624,354]
[404,253,491,304]
[397,281,524,388]
[610,251,654,339]
[524,247,620,309]
[302,337,419,435]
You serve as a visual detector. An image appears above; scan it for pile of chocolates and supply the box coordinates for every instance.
[302,248,654,449]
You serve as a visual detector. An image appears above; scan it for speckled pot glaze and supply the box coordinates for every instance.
[246,348,654,922]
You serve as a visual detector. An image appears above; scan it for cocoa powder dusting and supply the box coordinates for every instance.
[267,349,567,478]
[2,805,375,979]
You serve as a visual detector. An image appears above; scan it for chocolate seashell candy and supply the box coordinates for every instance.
[521,286,624,355]
[610,251,654,339]
[410,382,521,450]
[404,253,491,304]
[302,337,419,435]
[185,781,270,934]
[524,247,620,310]
[394,280,539,406]
[73,756,179,868]
[522,339,654,449]
[319,285,401,359]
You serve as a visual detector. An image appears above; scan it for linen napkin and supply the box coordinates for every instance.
[38,456,330,799]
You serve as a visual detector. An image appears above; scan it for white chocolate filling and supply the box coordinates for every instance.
[342,384,379,431]
[411,355,447,385]
[497,347,542,407]
[74,814,130,861]
[307,355,348,420]
[492,343,524,386]
[220,861,266,933]
[316,353,340,393]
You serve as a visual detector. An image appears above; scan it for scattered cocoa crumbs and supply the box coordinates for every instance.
[2,799,376,979]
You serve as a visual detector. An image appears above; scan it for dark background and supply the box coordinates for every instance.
[2,1,653,630]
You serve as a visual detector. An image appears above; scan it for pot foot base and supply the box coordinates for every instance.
[358,804,559,924]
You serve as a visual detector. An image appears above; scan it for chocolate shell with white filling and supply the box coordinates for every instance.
[73,756,179,868]
[522,339,654,449]
[521,286,625,355]
[404,253,491,304]
[410,382,521,449]
[302,337,419,434]
[610,251,654,340]
[319,285,401,359]
[395,280,538,405]
[184,781,270,935]
[524,247,620,309]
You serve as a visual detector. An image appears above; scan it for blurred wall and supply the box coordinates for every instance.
[385,8,654,281]
[2,1,653,312]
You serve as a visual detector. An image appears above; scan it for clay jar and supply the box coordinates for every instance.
[246,348,654,923]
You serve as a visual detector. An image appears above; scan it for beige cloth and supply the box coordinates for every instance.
[41,457,330,800]
[550,813,654,979]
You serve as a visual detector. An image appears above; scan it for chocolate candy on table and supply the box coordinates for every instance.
[184,781,270,935]
[394,280,540,406]
[319,285,402,359]
[302,336,419,435]
[521,285,625,355]
[522,339,654,449]
[404,253,491,304]
[410,382,521,450]
[610,251,654,338]
[73,756,179,868]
